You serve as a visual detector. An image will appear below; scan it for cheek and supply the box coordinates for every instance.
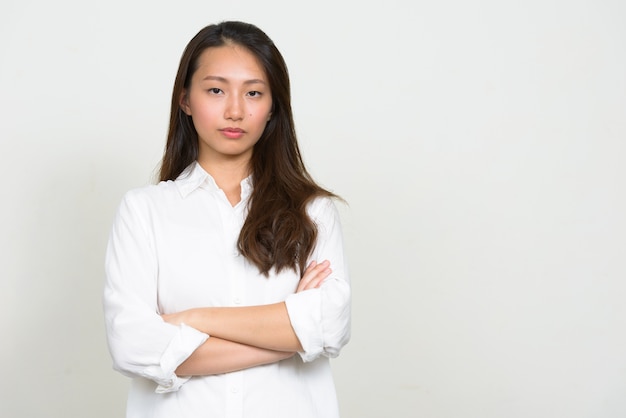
[191,106,219,123]
[253,114,271,129]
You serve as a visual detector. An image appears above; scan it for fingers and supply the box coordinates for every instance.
[297,260,332,292]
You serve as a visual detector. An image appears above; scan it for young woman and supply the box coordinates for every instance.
[103,21,351,418]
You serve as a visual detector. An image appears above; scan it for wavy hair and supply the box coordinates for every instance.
[159,21,337,276]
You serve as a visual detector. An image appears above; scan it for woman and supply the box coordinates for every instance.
[103,21,351,418]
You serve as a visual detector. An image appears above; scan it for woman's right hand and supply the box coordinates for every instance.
[296,260,332,293]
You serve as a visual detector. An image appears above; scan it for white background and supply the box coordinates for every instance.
[1,0,625,417]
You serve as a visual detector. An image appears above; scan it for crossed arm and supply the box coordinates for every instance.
[161,260,332,376]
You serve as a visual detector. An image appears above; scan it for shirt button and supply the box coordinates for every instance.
[231,387,238,394]
[233,297,241,305]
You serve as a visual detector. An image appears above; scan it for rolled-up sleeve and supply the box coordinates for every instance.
[103,191,208,392]
[285,197,351,362]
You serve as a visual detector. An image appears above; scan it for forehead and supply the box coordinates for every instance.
[193,45,268,82]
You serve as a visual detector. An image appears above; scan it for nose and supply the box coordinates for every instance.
[224,94,244,121]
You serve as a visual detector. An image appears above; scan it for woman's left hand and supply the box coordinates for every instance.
[161,309,194,326]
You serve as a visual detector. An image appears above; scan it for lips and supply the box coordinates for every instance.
[220,127,245,139]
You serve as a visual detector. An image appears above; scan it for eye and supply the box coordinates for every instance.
[207,88,223,94]
[247,90,262,97]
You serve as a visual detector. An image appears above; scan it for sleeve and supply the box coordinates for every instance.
[103,190,209,393]
[284,197,351,362]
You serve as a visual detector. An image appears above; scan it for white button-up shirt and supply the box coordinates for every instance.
[103,162,351,418]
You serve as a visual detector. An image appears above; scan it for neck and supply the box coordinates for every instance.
[197,156,251,206]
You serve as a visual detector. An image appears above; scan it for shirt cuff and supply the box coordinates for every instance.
[285,289,324,362]
[150,323,209,393]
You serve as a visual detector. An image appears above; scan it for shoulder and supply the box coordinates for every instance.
[307,195,344,223]
[117,181,179,213]
[123,180,177,201]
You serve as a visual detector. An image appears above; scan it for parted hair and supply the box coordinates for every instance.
[159,21,336,276]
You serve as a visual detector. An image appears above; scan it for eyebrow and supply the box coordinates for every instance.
[201,75,267,85]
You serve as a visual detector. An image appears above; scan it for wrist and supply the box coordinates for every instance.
[189,307,211,333]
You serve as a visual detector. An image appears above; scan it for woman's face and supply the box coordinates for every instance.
[181,44,273,168]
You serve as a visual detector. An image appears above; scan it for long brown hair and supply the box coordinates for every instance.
[159,21,337,276]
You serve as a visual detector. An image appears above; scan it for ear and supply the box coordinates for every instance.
[179,90,191,115]
[267,111,272,122]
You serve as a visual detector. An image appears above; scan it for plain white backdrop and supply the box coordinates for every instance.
[1,0,625,417]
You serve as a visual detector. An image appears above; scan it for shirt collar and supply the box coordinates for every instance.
[174,161,253,200]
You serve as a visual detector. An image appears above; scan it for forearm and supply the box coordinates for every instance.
[176,336,293,376]
[185,302,303,352]
[162,262,332,353]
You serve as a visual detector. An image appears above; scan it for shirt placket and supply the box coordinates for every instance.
[219,196,246,418]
